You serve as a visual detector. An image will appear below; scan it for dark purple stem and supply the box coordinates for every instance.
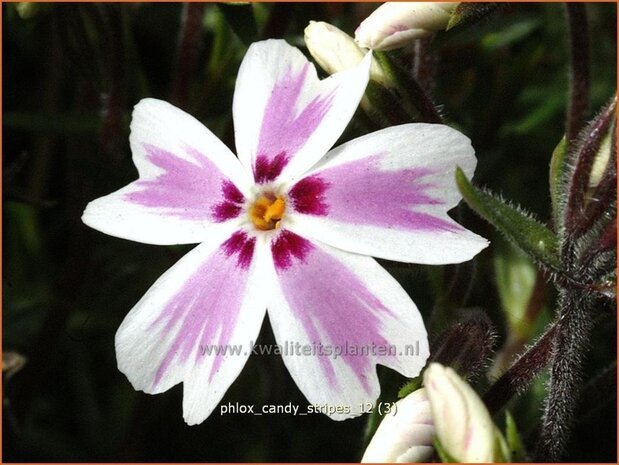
[483,321,558,415]
[407,73,443,124]
[565,3,591,145]
[535,290,595,461]
[170,3,206,109]
[374,51,443,124]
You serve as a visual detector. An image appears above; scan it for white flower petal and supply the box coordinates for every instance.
[355,2,457,51]
[304,21,390,87]
[424,363,496,462]
[82,99,251,245]
[263,230,429,420]
[362,388,435,463]
[115,230,269,425]
[284,123,488,264]
[232,39,371,184]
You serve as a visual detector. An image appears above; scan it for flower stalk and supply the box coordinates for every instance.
[169,3,206,109]
[483,321,558,415]
[373,50,443,124]
[535,290,595,461]
[565,3,591,145]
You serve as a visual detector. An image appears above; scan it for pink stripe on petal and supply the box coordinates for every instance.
[254,152,289,184]
[127,144,244,222]
[302,155,462,232]
[151,231,255,386]
[288,175,330,216]
[271,230,313,270]
[212,180,246,222]
[273,232,392,391]
[254,64,335,183]
[222,230,257,269]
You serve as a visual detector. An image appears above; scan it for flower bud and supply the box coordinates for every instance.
[361,388,435,463]
[304,21,390,87]
[587,130,612,192]
[430,315,496,380]
[355,2,458,51]
[424,363,509,462]
[562,97,616,237]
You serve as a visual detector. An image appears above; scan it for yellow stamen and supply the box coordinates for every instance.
[264,198,285,223]
[249,194,286,230]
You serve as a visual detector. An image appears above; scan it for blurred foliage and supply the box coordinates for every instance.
[3,2,616,462]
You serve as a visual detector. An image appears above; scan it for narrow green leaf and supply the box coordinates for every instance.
[549,136,568,231]
[362,404,385,444]
[493,428,512,462]
[494,242,538,339]
[505,411,527,461]
[456,167,562,271]
[397,376,422,399]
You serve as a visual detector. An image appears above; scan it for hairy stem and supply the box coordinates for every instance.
[374,51,443,124]
[483,321,557,415]
[565,3,590,144]
[535,289,594,461]
[405,70,443,124]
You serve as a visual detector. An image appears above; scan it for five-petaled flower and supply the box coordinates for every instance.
[82,39,488,425]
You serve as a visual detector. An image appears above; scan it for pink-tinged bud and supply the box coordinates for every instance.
[361,388,435,463]
[304,21,390,87]
[355,2,458,51]
[424,363,509,462]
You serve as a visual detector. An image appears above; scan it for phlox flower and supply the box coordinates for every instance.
[361,388,435,462]
[82,39,487,425]
[424,363,509,462]
[355,2,458,51]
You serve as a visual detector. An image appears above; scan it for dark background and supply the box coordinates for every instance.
[3,2,616,462]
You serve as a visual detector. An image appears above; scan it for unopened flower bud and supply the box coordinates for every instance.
[355,2,458,51]
[304,21,390,87]
[562,97,616,236]
[361,388,435,463]
[587,130,612,191]
[424,363,509,462]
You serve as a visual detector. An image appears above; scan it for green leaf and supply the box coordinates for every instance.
[549,136,568,231]
[456,167,562,271]
[362,404,385,444]
[493,427,512,462]
[494,242,538,339]
[505,411,527,461]
[397,376,422,398]
[480,17,541,52]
